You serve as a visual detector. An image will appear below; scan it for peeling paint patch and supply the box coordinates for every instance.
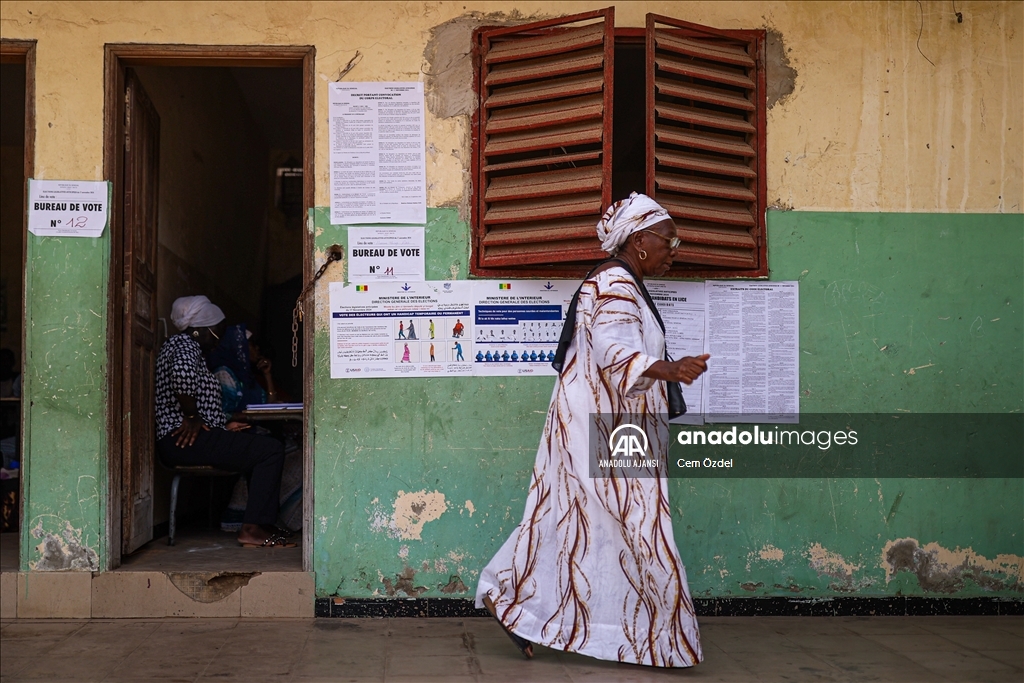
[368,503,392,535]
[765,28,797,109]
[423,11,542,120]
[806,543,870,592]
[745,543,784,571]
[422,11,546,218]
[759,544,785,562]
[439,574,469,594]
[30,520,98,571]
[382,566,428,597]
[463,499,475,517]
[390,490,449,540]
[882,538,1023,593]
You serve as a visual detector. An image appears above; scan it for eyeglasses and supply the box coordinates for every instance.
[641,229,681,250]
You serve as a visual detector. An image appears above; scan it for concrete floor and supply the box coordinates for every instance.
[120,529,302,572]
[1,615,1021,682]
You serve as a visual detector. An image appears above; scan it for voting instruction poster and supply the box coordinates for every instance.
[471,280,576,377]
[329,281,473,378]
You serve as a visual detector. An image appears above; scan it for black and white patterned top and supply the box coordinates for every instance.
[155,334,226,439]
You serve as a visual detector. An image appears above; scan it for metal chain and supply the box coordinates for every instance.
[292,250,342,367]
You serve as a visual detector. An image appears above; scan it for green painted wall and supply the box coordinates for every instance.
[312,209,1023,599]
[20,226,110,571]
[18,204,1020,596]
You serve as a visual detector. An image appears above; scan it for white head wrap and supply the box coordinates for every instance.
[596,192,671,254]
[170,295,225,331]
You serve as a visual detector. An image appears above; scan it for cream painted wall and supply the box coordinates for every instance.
[2,1,1021,214]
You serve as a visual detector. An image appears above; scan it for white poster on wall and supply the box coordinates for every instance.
[347,226,425,281]
[329,280,473,379]
[328,82,426,225]
[27,179,109,237]
[703,281,800,423]
[471,280,577,377]
[645,280,708,425]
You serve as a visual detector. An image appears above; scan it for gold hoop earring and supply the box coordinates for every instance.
[192,330,200,338]
[638,249,648,261]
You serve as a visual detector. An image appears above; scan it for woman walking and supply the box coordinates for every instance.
[476,193,709,667]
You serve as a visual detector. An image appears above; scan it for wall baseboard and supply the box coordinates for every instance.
[315,596,1022,618]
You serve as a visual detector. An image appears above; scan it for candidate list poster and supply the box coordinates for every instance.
[329,280,473,378]
[702,281,799,423]
[645,280,708,424]
[471,280,576,377]
[328,82,426,225]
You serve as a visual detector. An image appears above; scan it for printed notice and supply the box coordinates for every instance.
[472,280,576,377]
[347,226,425,281]
[328,82,426,225]
[28,179,110,237]
[703,281,799,423]
[645,280,708,425]
[329,280,473,378]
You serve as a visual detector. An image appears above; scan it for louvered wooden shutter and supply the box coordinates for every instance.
[646,14,766,274]
[475,8,614,271]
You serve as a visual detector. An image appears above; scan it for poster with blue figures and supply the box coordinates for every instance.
[472,280,577,377]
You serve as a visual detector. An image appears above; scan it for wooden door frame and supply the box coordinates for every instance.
[1,39,36,569]
[103,44,316,571]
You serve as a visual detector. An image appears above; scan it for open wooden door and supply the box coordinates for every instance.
[121,68,160,555]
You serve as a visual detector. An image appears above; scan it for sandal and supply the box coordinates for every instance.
[483,594,533,659]
[239,533,297,548]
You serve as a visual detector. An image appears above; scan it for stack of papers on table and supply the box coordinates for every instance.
[245,403,303,410]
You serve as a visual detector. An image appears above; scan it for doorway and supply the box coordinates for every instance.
[0,40,35,574]
[103,45,315,572]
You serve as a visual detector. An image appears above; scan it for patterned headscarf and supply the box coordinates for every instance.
[170,295,225,331]
[596,192,671,255]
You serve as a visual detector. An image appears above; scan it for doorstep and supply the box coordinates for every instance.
[0,569,314,618]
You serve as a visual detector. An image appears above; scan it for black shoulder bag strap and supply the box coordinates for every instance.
[551,259,687,418]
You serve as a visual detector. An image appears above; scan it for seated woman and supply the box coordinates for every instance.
[156,295,294,548]
[206,324,281,416]
[207,324,302,533]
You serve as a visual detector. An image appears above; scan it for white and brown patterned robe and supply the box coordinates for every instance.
[476,267,702,667]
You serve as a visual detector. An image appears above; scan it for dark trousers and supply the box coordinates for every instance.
[158,428,285,526]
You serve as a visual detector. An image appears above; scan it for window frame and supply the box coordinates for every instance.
[470,11,767,279]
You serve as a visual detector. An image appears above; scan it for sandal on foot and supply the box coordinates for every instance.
[239,533,297,548]
[483,594,533,659]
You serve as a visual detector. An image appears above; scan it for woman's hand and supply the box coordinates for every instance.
[172,415,209,447]
[256,356,273,377]
[643,354,711,385]
[226,421,250,432]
